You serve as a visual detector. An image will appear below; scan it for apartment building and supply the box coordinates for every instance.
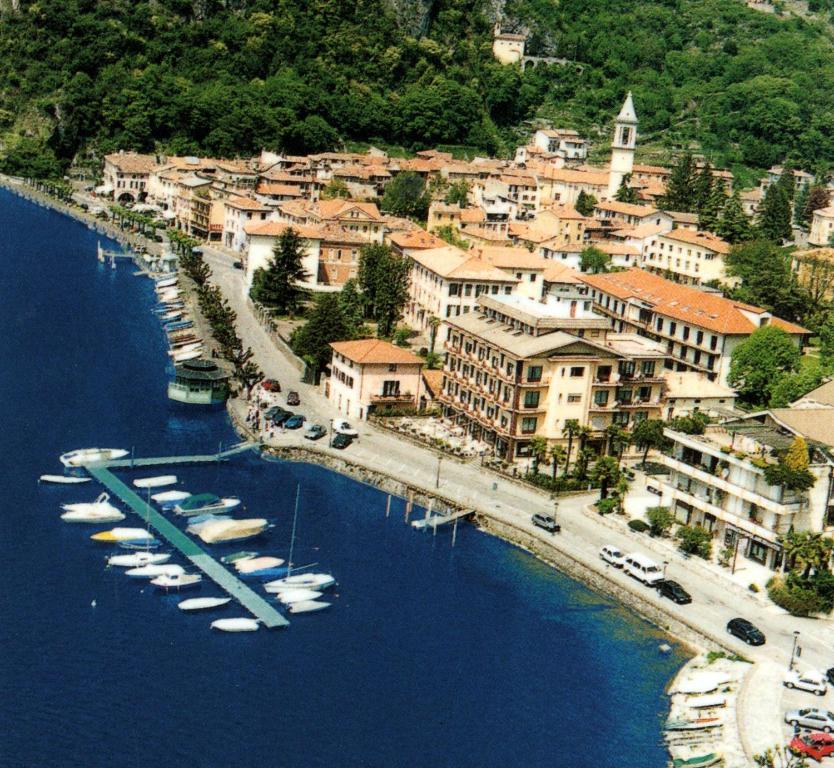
[532,129,588,160]
[102,152,162,203]
[641,228,733,286]
[439,294,667,462]
[580,269,809,387]
[593,201,672,230]
[659,410,834,572]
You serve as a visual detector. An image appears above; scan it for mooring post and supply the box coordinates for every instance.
[452,515,459,547]
[385,495,391,518]
[405,490,413,522]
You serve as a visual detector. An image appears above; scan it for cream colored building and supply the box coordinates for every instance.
[243,222,323,289]
[492,29,526,64]
[809,206,834,247]
[641,228,732,285]
[102,152,162,203]
[224,195,275,252]
[327,339,424,420]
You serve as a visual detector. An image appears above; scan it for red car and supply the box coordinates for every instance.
[791,732,834,761]
[262,379,281,393]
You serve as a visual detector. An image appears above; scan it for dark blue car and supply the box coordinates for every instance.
[284,414,306,430]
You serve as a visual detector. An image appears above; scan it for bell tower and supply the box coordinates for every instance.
[607,92,638,199]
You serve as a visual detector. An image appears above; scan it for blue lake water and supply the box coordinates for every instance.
[0,188,685,767]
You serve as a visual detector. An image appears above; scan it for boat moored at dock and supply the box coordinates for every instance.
[39,474,91,484]
[151,489,191,507]
[91,527,156,543]
[60,448,128,467]
[126,563,185,579]
[194,518,269,544]
[174,493,240,516]
[108,551,171,568]
[211,617,260,632]
[151,572,202,590]
[133,475,177,489]
[178,597,232,612]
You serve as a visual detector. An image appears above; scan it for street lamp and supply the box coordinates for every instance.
[435,455,442,489]
[662,560,669,579]
[789,630,800,672]
[328,418,334,448]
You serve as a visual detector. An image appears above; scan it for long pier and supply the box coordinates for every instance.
[85,446,289,629]
[105,442,257,469]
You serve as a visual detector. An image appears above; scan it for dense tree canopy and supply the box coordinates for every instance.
[727,325,801,406]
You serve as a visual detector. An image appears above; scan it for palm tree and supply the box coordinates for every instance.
[612,475,631,513]
[562,419,580,477]
[549,445,567,479]
[576,424,593,453]
[591,456,620,499]
[528,436,548,475]
[428,315,440,356]
[574,447,595,482]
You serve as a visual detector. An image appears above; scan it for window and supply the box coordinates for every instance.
[567,394,581,403]
[669,322,677,336]
[524,391,540,408]
[464,284,472,297]
[710,335,718,351]
[521,417,538,434]
[448,283,460,297]
[527,365,542,382]
[641,361,655,376]
[594,390,609,406]
[618,361,635,377]
[655,318,663,332]
[633,411,648,423]
[682,326,690,341]
[388,364,397,372]
[617,388,632,404]
[638,386,651,400]
[696,330,704,345]
[569,366,584,377]
[613,412,629,426]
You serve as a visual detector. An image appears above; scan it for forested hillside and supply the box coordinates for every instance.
[3,0,834,176]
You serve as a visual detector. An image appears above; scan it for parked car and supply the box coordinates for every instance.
[284,414,306,430]
[599,544,625,567]
[790,731,834,761]
[726,617,765,646]
[332,433,353,450]
[333,419,358,437]
[785,670,828,697]
[826,668,834,686]
[656,580,692,605]
[265,406,288,421]
[785,708,834,733]
[233,260,243,270]
[286,391,300,406]
[271,410,295,427]
[531,513,559,533]
[262,379,281,393]
[304,424,326,441]
[623,553,665,586]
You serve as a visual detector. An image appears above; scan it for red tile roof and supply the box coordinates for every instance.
[330,338,424,365]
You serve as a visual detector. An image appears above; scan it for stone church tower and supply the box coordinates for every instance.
[607,92,638,199]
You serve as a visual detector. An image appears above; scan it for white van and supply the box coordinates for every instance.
[623,553,664,586]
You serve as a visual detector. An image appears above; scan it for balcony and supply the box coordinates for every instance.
[371,392,416,405]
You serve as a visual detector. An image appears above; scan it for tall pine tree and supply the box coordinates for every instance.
[793,183,811,227]
[756,184,792,243]
[717,190,753,244]
[249,227,310,314]
[614,173,639,204]
[661,153,697,212]
[776,169,796,202]
[694,162,714,213]
[699,180,727,233]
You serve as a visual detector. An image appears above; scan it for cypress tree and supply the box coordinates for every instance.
[699,180,727,233]
[777,169,796,202]
[717,190,753,244]
[249,227,310,314]
[661,152,697,212]
[694,162,714,213]
[614,173,639,204]
[757,184,793,243]
[793,183,811,227]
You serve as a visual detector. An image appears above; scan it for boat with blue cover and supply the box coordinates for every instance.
[174,493,240,516]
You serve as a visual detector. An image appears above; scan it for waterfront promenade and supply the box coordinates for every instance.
[198,244,834,761]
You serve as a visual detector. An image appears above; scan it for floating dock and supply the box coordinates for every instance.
[85,445,289,629]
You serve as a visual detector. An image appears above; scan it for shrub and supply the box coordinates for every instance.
[719,546,734,567]
[677,525,712,559]
[628,519,649,533]
[523,472,598,494]
[768,575,827,617]
[720,445,732,454]
[646,505,674,537]
[749,583,760,593]
[597,498,617,515]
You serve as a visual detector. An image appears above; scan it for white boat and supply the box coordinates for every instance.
[39,474,91,484]
[288,600,331,614]
[126,563,185,579]
[107,551,171,568]
[264,573,335,592]
[61,492,114,512]
[195,519,269,544]
[167,342,202,356]
[185,516,232,534]
[173,349,202,363]
[178,597,232,612]
[234,556,285,573]
[155,277,178,289]
[151,572,202,590]
[61,507,125,523]
[686,694,726,709]
[675,673,731,695]
[275,588,323,604]
[59,448,128,467]
[91,527,155,543]
[133,475,177,489]
[211,618,259,632]
[174,494,241,516]
[151,489,191,506]
[160,310,182,321]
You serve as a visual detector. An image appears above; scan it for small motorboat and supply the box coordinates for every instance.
[274,588,323,605]
[91,527,155,543]
[671,751,722,768]
[167,342,202,356]
[675,673,731,695]
[61,508,125,523]
[39,474,91,485]
[686,695,726,709]
[155,276,178,289]
[234,556,285,573]
[264,573,335,592]
[178,597,232,612]
[220,551,258,565]
[195,519,269,544]
[211,618,259,632]
[151,489,191,507]
[151,572,202,590]
[173,349,202,363]
[107,551,171,568]
[119,538,161,550]
[239,566,288,580]
[159,310,182,321]
[664,715,723,732]
[174,493,241,516]
[133,475,177,489]
[61,492,115,512]
[288,600,331,614]
[126,563,185,579]
[59,448,128,467]
[186,513,231,527]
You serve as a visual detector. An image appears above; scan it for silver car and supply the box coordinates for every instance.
[785,708,834,733]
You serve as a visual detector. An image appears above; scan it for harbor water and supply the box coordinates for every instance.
[0,188,686,767]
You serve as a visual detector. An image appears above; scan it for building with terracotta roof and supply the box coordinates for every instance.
[103,152,165,202]
[593,201,671,229]
[492,27,527,64]
[387,229,447,255]
[641,228,732,285]
[532,128,588,160]
[224,195,275,252]
[534,165,610,206]
[538,239,641,271]
[243,221,324,288]
[404,245,519,338]
[579,268,808,387]
[277,199,384,245]
[332,164,391,199]
[326,339,424,420]
[439,294,668,463]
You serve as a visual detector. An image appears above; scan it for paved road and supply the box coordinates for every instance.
[202,245,834,757]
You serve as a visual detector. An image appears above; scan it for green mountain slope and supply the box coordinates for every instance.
[2,0,834,175]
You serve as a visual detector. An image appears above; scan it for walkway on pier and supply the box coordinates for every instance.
[105,441,258,469]
[86,452,288,629]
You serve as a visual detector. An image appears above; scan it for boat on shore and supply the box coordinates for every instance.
[108,551,171,568]
[194,518,269,544]
[126,563,184,579]
[211,617,259,632]
[133,475,177,489]
[288,600,331,614]
[151,572,202,590]
[174,493,241,516]
[670,749,722,768]
[173,348,202,363]
[178,597,231,612]
[59,448,128,467]
[91,527,155,543]
[664,715,723,732]
[39,474,91,484]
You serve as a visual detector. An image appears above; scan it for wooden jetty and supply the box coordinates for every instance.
[85,444,288,629]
